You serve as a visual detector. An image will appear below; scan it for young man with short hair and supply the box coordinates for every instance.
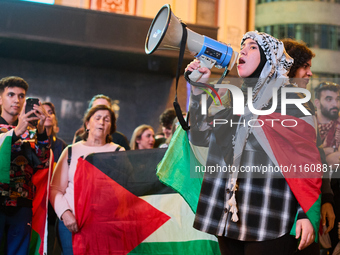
[315,82,340,161]
[0,76,49,255]
[313,82,340,254]
[154,108,177,148]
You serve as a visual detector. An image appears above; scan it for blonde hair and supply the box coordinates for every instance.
[130,124,154,150]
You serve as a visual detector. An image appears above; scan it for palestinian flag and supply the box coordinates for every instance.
[30,150,53,255]
[156,126,205,214]
[0,129,13,184]
[0,129,52,254]
[255,113,322,240]
[157,112,322,242]
[73,149,220,255]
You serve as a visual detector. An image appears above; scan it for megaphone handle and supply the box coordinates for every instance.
[188,55,215,82]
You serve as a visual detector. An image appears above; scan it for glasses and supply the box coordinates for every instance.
[315,81,340,91]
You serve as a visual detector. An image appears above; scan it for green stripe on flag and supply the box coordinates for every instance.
[0,135,12,184]
[29,229,41,255]
[306,194,322,242]
[157,127,203,214]
[290,194,321,242]
[128,240,221,255]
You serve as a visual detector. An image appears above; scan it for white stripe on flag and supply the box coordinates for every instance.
[140,193,218,243]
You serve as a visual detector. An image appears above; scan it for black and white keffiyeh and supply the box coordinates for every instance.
[228,31,294,221]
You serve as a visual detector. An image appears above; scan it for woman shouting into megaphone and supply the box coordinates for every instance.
[186,31,321,255]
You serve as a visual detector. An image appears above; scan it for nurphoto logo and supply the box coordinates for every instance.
[200,84,311,116]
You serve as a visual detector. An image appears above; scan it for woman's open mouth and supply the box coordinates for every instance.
[238,58,245,65]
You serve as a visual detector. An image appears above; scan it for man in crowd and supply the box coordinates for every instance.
[314,82,340,253]
[0,76,50,254]
[154,108,176,148]
[282,39,335,254]
[315,82,340,166]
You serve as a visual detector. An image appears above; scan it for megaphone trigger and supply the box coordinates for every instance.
[187,55,216,82]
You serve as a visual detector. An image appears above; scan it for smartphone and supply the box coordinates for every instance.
[25,98,39,127]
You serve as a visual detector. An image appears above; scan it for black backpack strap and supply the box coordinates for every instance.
[115,146,122,152]
[67,146,72,166]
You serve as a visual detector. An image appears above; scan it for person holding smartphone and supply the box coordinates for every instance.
[0,76,50,255]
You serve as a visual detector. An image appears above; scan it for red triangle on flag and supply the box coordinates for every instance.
[73,158,170,255]
[32,167,50,255]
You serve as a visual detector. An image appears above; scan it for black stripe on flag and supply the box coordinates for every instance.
[85,148,176,196]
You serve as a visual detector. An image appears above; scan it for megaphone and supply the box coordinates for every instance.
[145,4,238,81]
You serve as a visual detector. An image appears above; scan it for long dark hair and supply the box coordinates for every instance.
[42,102,57,136]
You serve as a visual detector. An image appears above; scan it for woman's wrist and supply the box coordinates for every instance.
[60,209,72,220]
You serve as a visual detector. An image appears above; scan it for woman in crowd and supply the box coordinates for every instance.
[42,101,67,254]
[73,94,130,150]
[186,31,322,255]
[50,105,124,255]
[42,102,67,162]
[130,124,155,150]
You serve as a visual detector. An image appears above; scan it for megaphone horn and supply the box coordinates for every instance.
[145,4,238,81]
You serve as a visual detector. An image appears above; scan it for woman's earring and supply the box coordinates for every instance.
[86,129,90,132]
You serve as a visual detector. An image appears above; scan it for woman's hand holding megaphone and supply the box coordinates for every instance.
[185,59,212,95]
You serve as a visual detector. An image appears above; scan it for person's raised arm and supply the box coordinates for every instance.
[185,59,211,96]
